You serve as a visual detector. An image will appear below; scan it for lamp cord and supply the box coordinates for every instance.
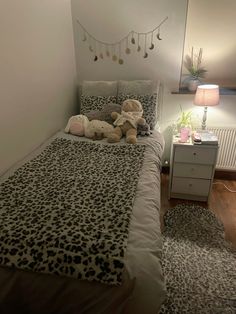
[212,182,236,193]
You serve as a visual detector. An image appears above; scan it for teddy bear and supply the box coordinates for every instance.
[107,99,146,144]
[65,114,114,140]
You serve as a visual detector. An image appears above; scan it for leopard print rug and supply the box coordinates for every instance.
[160,204,236,314]
[0,138,145,285]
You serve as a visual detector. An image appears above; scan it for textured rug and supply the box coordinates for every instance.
[160,204,236,314]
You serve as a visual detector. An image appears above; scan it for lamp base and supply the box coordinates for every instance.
[202,106,208,130]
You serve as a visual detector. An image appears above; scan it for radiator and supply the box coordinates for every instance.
[207,127,236,171]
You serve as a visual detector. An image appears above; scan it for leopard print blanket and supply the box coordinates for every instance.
[0,138,145,285]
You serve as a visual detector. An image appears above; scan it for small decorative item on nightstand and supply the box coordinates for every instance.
[176,106,193,143]
[168,135,219,202]
[180,127,190,143]
[192,130,218,145]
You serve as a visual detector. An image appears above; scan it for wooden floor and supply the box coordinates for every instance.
[161,174,236,248]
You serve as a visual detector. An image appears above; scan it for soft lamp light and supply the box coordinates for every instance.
[194,84,219,130]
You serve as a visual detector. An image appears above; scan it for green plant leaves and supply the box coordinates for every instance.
[184,48,207,79]
[177,106,193,128]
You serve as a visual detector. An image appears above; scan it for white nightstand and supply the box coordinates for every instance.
[168,136,219,202]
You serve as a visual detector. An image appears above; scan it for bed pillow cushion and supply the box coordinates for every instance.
[82,80,118,96]
[118,93,158,129]
[118,80,158,95]
[80,95,117,114]
[80,80,118,114]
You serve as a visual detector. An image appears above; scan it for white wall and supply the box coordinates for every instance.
[183,0,236,87]
[160,0,236,164]
[71,0,236,165]
[161,0,236,163]
[71,0,188,91]
[0,0,77,175]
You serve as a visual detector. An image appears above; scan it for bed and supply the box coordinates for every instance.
[0,80,166,314]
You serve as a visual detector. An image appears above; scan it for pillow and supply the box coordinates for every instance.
[85,103,121,125]
[118,94,158,130]
[118,80,159,95]
[80,95,117,114]
[80,80,118,114]
[82,80,117,96]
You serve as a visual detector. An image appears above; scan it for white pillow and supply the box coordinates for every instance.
[82,80,118,96]
[118,80,160,95]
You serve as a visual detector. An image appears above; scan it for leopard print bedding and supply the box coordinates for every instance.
[80,95,117,114]
[0,138,145,285]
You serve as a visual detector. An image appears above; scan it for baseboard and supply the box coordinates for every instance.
[162,166,236,180]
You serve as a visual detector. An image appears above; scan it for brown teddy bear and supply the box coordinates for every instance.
[107,99,146,144]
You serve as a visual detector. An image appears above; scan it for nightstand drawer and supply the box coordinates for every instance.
[173,163,213,179]
[174,146,217,165]
[171,177,211,196]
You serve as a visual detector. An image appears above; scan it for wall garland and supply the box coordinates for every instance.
[76,16,168,64]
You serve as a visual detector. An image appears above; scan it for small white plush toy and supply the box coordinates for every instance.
[65,115,89,136]
[65,115,114,140]
[85,120,114,140]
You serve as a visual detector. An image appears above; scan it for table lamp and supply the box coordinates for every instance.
[194,84,219,130]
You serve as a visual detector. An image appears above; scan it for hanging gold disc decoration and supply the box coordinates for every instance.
[76,16,168,65]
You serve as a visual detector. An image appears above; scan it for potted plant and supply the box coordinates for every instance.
[176,106,193,142]
[183,47,207,91]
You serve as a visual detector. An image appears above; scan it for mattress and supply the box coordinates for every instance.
[0,130,166,314]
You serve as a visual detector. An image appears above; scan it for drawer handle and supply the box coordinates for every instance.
[189,183,192,187]
[193,152,197,156]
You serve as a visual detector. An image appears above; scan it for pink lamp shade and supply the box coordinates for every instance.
[194,84,219,107]
[194,84,220,130]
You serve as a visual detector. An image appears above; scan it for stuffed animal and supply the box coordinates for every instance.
[137,121,151,136]
[65,114,114,140]
[85,120,114,140]
[107,99,146,144]
[64,115,89,136]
